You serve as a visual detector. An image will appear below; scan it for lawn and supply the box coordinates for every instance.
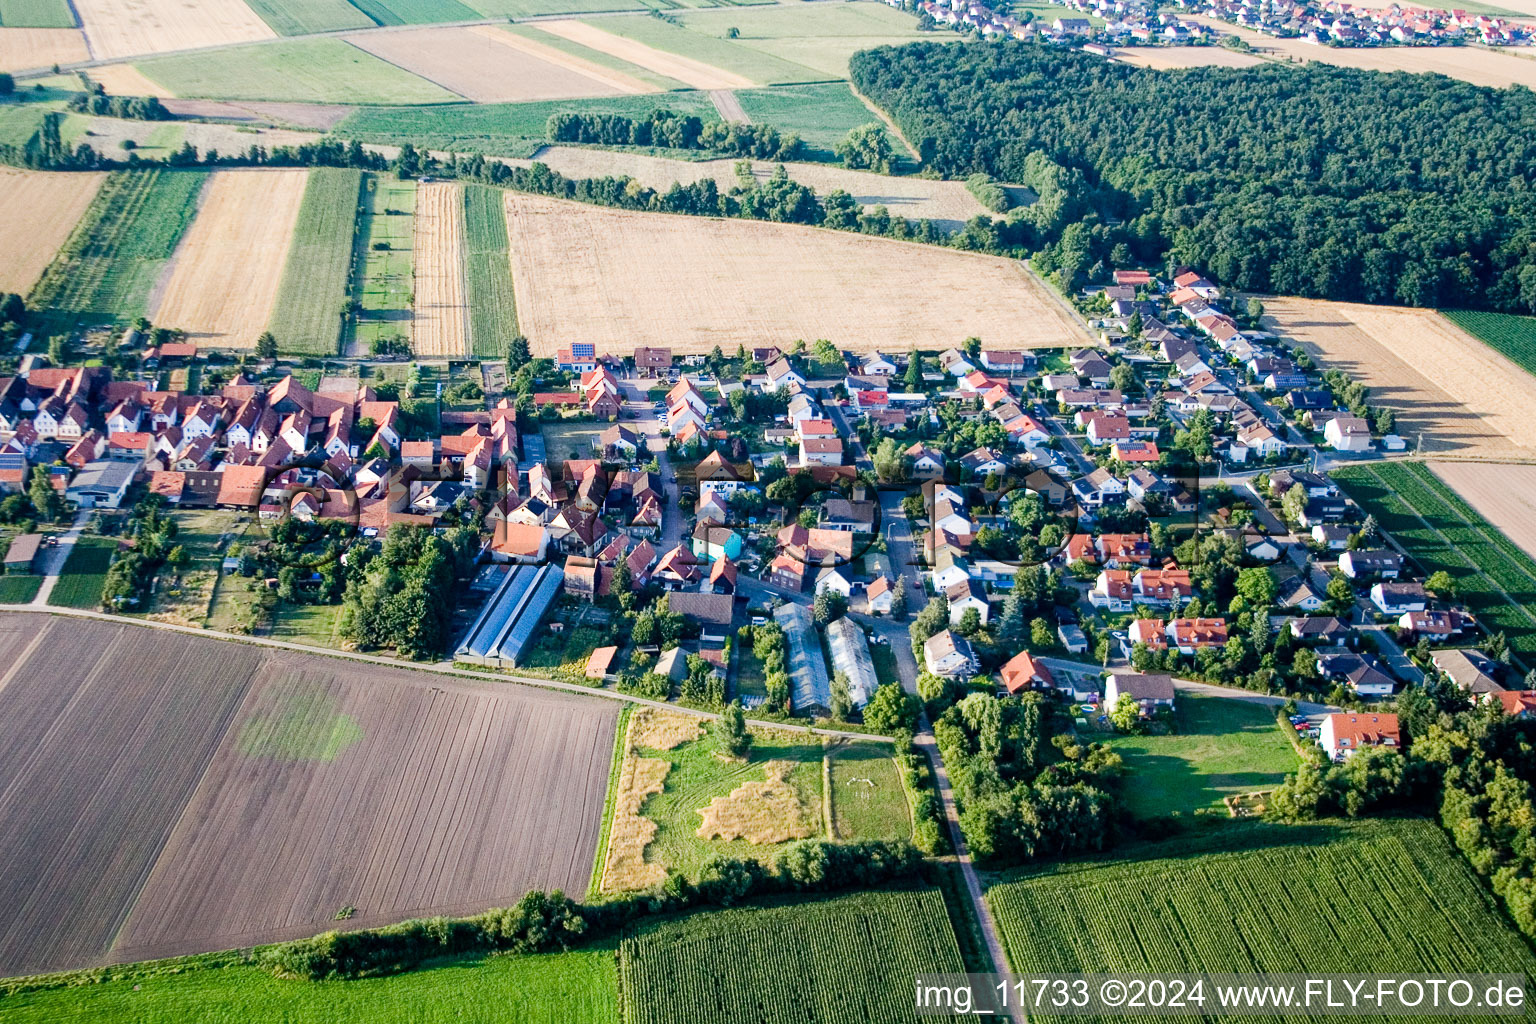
[266,168,362,356]
[463,183,519,358]
[735,81,891,162]
[0,574,42,603]
[265,601,343,647]
[635,724,825,882]
[347,0,479,25]
[734,646,767,703]
[1101,693,1299,818]
[335,92,717,158]
[46,534,115,609]
[0,947,619,1023]
[676,3,933,78]
[349,174,416,353]
[868,639,901,689]
[620,888,975,1024]
[827,740,910,842]
[1334,461,1536,655]
[0,0,75,28]
[242,0,374,34]
[988,818,1536,1003]
[135,39,458,105]
[539,419,609,464]
[573,15,825,85]
[28,169,208,339]
[1443,309,1536,380]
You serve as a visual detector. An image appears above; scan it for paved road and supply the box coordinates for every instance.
[0,603,890,742]
[30,510,92,607]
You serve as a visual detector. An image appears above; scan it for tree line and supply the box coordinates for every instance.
[850,43,1536,312]
[547,110,802,161]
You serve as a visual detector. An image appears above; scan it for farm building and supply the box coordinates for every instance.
[454,562,565,667]
[4,532,41,574]
[825,617,878,709]
[65,460,136,509]
[775,602,831,717]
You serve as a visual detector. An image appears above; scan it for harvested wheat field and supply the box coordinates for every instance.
[0,27,89,72]
[0,169,105,295]
[521,145,989,228]
[472,25,657,94]
[534,19,754,90]
[151,168,307,349]
[504,194,1088,354]
[1262,296,1536,458]
[1115,45,1266,70]
[347,25,639,103]
[74,0,275,61]
[412,181,469,357]
[1430,462,1536,563]
[0,612,620,974]
[84,62,176,98]
[1186,16,1536,88]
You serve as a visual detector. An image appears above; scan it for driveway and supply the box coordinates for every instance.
[31,510,92,607]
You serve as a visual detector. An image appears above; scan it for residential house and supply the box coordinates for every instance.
[998,650,1054,695]
[1290,616,1351,643]
[1339,550,1404,580]
[1166,618,1229,654]
[946,578,990,625]
[866,574,896,615]
[1320,712,1400,760]
[1370,582,1427,615]
[1398,609,1472,641]
[923,629,978,677]
[1105,673,1176,715]
[691,523,743,564]
[1324,416,1372,451]
[906,444,946,479]
[1277,576,1326,612]
[634,346,673,375]
[799,437,844,467]
[1432,649,1504,696]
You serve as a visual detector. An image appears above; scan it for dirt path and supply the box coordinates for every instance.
[848,80,919,162]
[709,88,750,123]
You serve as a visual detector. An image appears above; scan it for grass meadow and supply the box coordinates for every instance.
[0,0,75,28]
[46,535,116,610]
[28,169,207,338]
[349,174,416,353]
[1443,309,1536,380]
[735,82,888,161]
[242,0,374,35]
[463,184,519,358]
[827,741,910,842]
[1333,461,1536,655]
[578,14,825,84]
[266,168,362,356]
[135,39,458,105]
[675,3,935,78]
[988,819,1536,1004]
[1101,693,1299,818]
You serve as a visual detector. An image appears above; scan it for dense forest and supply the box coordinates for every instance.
[851,43,1536,311]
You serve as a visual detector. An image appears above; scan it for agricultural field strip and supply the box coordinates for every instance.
[1428,461,1536,564]
[265,168,363,355]
[1441,310,1536,381]
[0,169,106,295]
[0,27,89,73]
[71,0,276,61]
[462,183,518,358]
[532,19,756,90]
[411,181,469,357]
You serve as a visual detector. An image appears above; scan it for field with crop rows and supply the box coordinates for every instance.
[73,0,274,59]
[0,575,42,603]
[265,169,361,356]
[410,181,469,356]
[336,91,717,157]
[45,535,116,609]
[1332,462,1536,656]
[135,38,457,105]
[988,818,1536,1020]
[0,947,619,1023]
[347,0,478,26]
[0,169,104,295]
[243,0,374,35]
[735,81,894,161]
[621,888,976,1024]
[463,184,518,357]
[27,169,206,338]
[1442,309,1536,380]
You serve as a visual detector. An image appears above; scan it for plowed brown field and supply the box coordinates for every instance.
[151,168,308,349]
[0,169,106,295]
[0,614,619,976]
[411,180,469,357]
[1429,461,1536,563]
[503,193,1089,355]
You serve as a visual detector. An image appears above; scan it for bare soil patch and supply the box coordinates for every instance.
[1261,296,1536,458]
[73,0,275,61]
[412,180,469,357]
[346,25,634,103]
[85,62,175,97]
[151,168,308,349]
[0,168,105,295]
[504,193,1086,354]
[535,19,754,90]
[1429,462,1536,563]
[0,27,88,72]
[521,145,989,227]
[695,759,818,843]
[1114,45,1266,70]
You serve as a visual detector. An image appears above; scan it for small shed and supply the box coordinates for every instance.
[4,532,42,574]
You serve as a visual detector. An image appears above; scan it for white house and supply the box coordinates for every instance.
[814,565,853,598]
[1319,712,1400,761]
[861,352,898,375]
[923,629,978,677]
[931,549,971,592]
[1324,416,1372,451]
[945,578,990,625]
[1105,673,1176,715]
[938,349,976,377]
[1370,582,1427,615]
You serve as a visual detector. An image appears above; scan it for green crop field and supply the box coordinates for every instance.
[135,39,457,105]
[0,105,47,149]
[735,81,890,162]
[1443,309,1536,379]
[463,184,519,358]
[336,91,717,158]
[1102,694,1299,818]
[0,574,42,604]
[347,0,479,25]
[28,169,207,338]
[243,0,376,35]
[349,174,416,354]
[0,947,619,1023]
[827,741,910,842]
[621,889,977,1024]
[577,15,825,84]
[676,3,931,78]
[265,168,362,356]
[0,0,75,28]
[47,535,116,610]
[1333,461,1536,656]
[989,818,1536,1018]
